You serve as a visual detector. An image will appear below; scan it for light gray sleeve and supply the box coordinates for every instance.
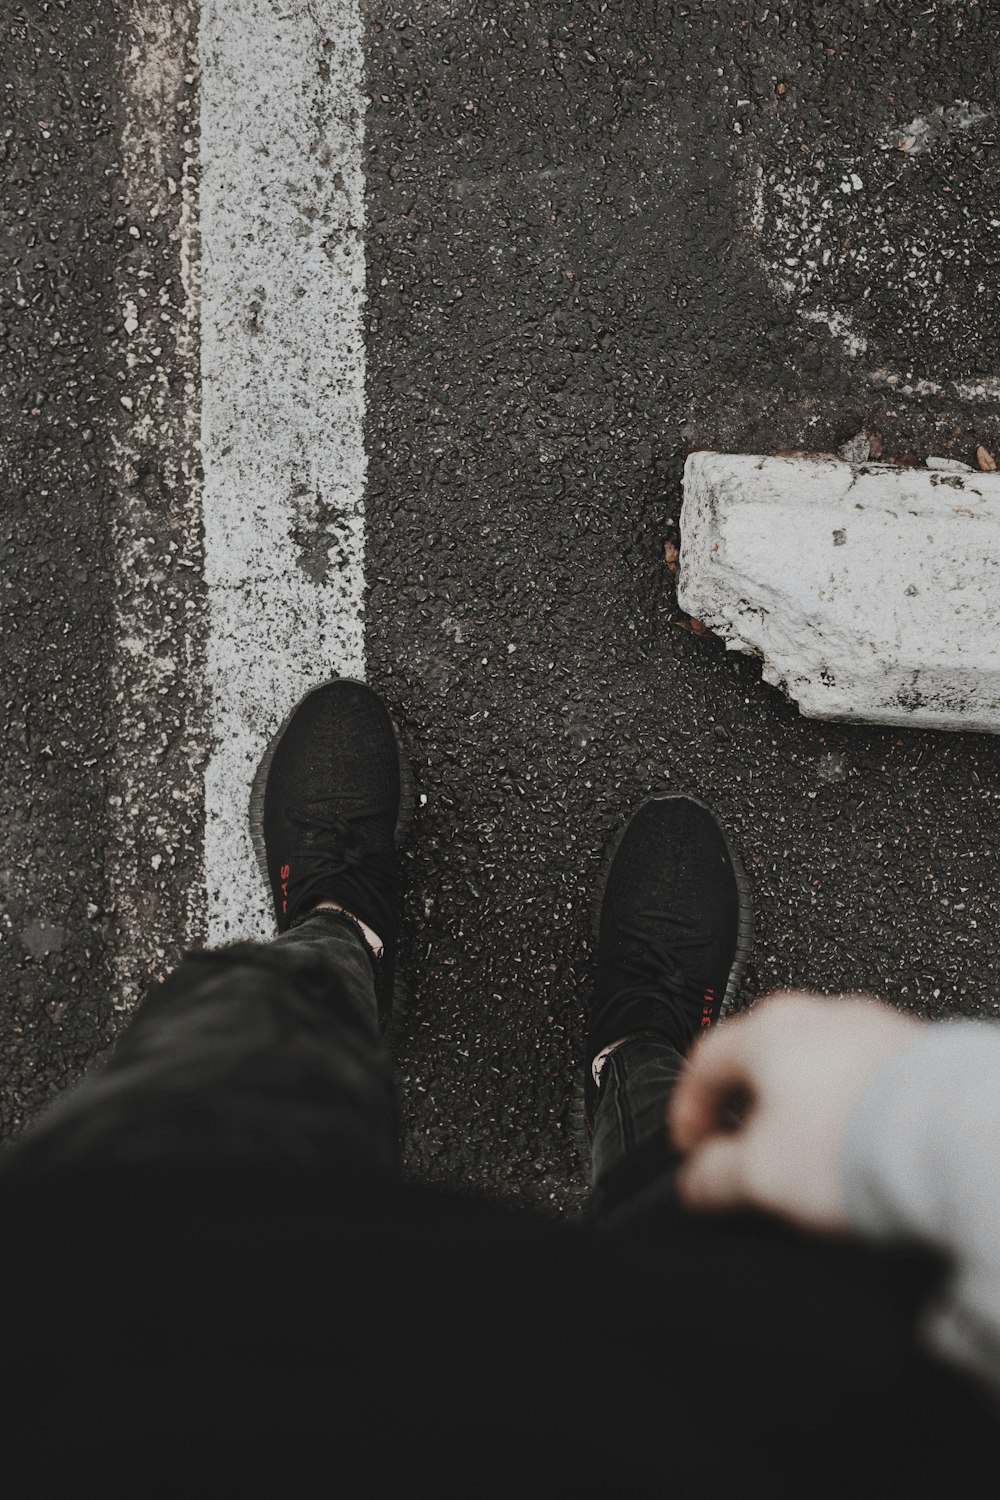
[842,1020,1000,1399]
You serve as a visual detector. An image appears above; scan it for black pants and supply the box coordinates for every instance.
[4,914,997,1498]
[6,909,683,1219]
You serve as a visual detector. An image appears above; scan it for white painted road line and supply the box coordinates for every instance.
[200,1,368,941]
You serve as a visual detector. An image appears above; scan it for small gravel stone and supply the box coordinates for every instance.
[838,433,870,464]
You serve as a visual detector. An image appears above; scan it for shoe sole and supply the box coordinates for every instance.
[575,793,755,1156]
[247,677,416,1038]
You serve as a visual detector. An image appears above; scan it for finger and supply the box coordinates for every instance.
[676,1135,754,1213]
[669,993,824,1151]
[668,1020,759,1153]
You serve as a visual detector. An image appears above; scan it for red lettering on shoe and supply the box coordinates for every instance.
[701,985,715,1030]
[280,862,290,916]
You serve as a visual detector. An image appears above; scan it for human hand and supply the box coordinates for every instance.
[669,991,923,1232]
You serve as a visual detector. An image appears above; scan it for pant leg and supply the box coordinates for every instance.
[2,909,399,1178]
[589,1033,686,1225]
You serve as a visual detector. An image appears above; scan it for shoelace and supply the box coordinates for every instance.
[283,795,397,922]
[611,909,708,1011]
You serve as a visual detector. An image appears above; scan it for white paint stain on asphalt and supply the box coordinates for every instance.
[200,1,367,941]
[110,1,203,1012]
[747,98,998,392]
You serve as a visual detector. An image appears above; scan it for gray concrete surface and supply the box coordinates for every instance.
[1,1,999,1221]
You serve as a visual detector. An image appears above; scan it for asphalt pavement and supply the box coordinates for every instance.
[1,4,124,1134]
[363,0,1000,1211]
[1,0,999,1215]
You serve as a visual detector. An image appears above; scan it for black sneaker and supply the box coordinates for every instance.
[249,678,413,1023]
[584,794,753,1132]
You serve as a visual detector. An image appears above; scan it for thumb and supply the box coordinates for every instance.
[677,1133,755,1213]
[669,1020,757,1154]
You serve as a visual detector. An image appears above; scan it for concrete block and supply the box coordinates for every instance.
[678,452,1000,734]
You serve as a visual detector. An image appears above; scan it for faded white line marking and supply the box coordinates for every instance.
[110,2,202,1012]
[200,1,367,941]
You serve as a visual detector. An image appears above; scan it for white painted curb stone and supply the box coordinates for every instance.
[678,453,1000,734]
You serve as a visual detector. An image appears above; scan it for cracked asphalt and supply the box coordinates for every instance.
[2,0,1000,1215]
